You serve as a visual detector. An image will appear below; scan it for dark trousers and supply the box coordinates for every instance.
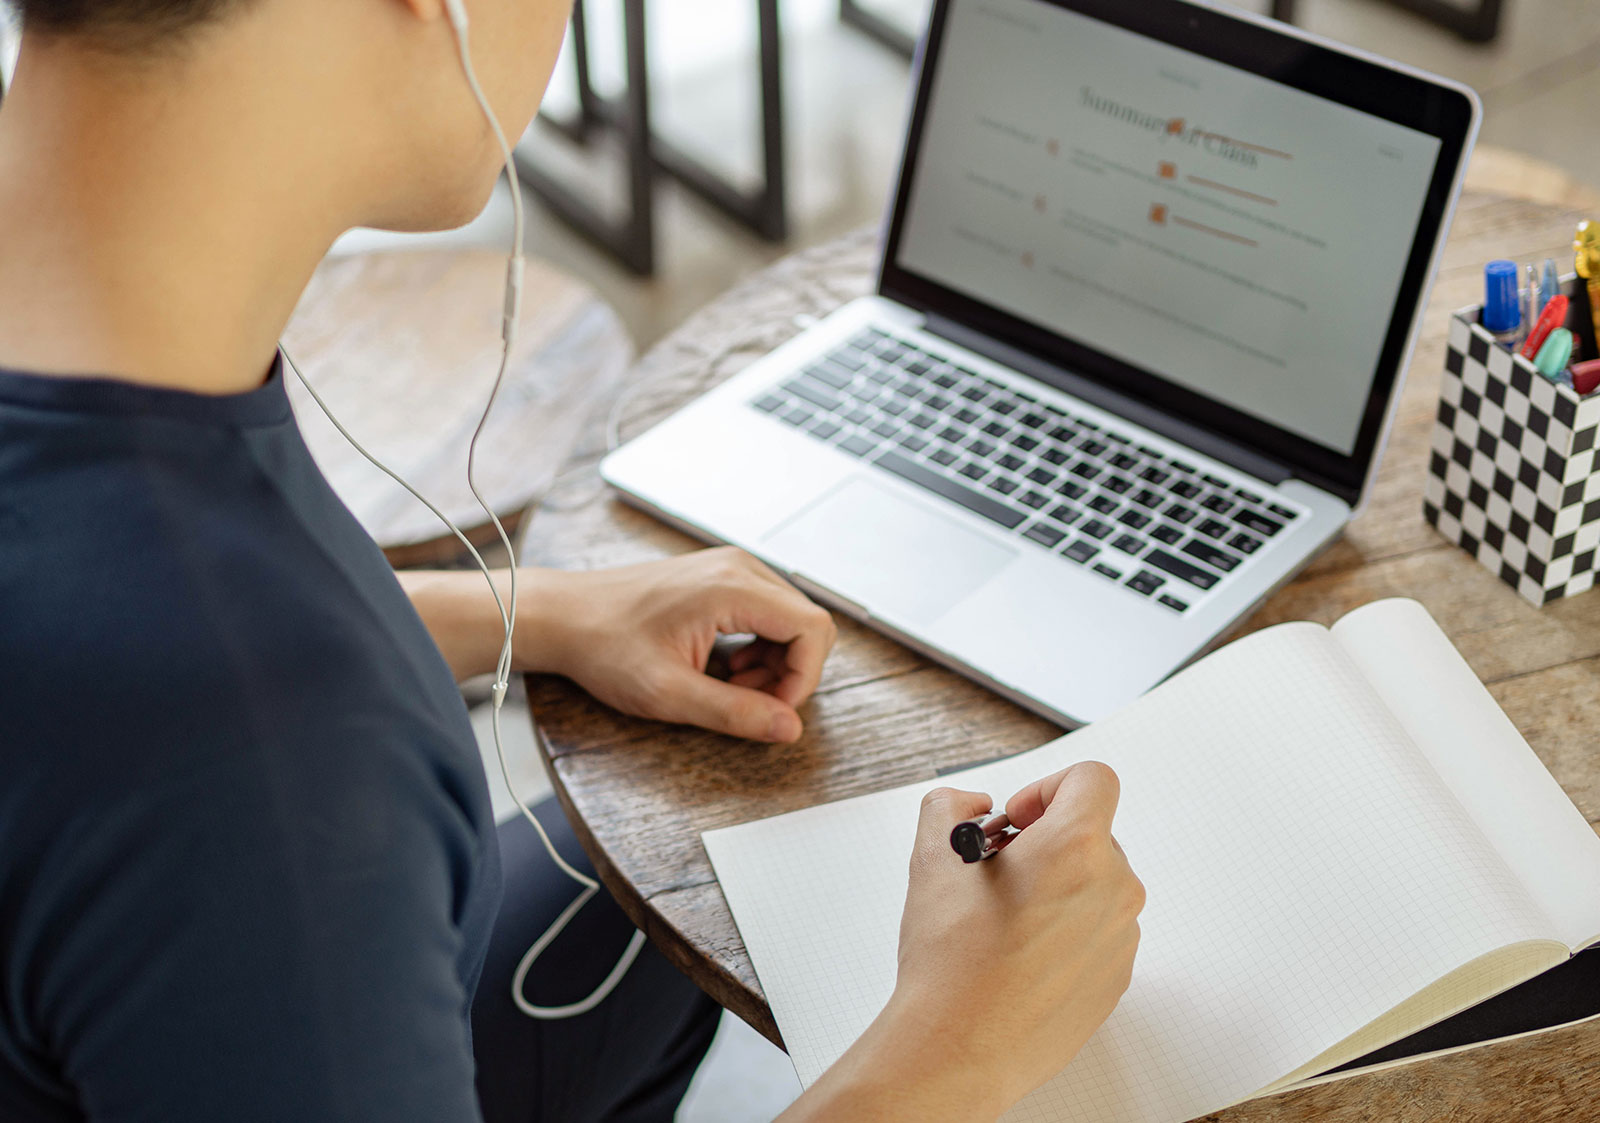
[472,800,721,1123]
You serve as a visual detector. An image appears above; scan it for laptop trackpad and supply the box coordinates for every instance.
[762,477,1018,626]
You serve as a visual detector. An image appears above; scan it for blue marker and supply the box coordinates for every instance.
[1483,260,1521,348]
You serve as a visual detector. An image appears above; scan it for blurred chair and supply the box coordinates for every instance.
[1270,0,1505,43]
[518,0,786,277]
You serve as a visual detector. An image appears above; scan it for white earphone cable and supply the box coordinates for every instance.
[286,1,643,1023]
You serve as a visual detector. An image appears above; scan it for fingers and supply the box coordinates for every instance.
[715,569,837,710]
[1004,761,1120,835]
[647,663,804,743]
[914,787,994,849]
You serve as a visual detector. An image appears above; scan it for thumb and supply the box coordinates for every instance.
[650,664,804,742]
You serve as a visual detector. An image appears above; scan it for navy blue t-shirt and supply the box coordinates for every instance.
[0,362,501,1121]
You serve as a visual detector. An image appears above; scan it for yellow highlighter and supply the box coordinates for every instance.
[1576,221,1600,350]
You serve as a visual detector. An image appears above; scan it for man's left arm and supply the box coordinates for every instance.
[399,547,838,743]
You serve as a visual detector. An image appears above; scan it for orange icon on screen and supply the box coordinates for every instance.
[1149,204,1168,225]
[1167,118,1185,135]
[1022,251,1035,269]
[1158,161,1177,179]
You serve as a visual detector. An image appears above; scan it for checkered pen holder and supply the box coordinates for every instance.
[1423,306,1600,606]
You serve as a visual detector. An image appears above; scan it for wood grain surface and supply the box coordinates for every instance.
[519,186,1600,1119]
[282,248,632,564]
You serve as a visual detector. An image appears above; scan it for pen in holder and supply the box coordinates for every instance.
[1424,302,1600,605]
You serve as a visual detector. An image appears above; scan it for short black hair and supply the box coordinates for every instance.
[7,0,246,50]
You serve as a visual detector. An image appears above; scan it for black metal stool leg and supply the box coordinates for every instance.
[518,0,656,275]
[649,0,788,242]
[840,0,917,59]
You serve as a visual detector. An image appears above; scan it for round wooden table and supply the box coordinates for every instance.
[521,179,1600,1119]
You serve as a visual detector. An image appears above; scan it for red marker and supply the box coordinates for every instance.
[1521,294,1570,359]
[1572,360,1600,396]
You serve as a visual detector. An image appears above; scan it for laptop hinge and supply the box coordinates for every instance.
[922,314,1294,488]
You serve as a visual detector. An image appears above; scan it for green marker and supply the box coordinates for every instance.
[1535,328,1574,381]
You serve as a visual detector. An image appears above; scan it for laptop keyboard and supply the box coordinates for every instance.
[749,327,1302,613]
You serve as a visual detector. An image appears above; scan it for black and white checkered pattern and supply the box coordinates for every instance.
[1423,309,1600,605]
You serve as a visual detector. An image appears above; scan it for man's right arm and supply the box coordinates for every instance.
[779,763,1145,1122]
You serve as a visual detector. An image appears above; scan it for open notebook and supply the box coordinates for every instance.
[703,599,1600,1123]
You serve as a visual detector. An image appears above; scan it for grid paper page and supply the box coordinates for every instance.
[704,622,1556,1123]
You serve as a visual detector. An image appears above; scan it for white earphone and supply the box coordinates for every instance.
[283,0,645,1022]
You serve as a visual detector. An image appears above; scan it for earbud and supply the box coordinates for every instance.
[443,0,470,36]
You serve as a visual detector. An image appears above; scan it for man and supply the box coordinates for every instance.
[0,2,1145,1120]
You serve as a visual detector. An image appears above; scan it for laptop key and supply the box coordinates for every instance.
[845,407,874,426]
[1234,486,1265,505]
[1048,504,1082,526]
[1049,426,1077,443]
[997,454,1026,472]
[1268,503,1298,520]
[1235,508,1285,536]
[1104,475,1133,495]
[967,438,996,458]
[805,363,855,390]
[1127,571,1166,597]
[781,405,814,427]
[953,407,981,425]
[1093,562,1124,581]
[1020,490,1050,510]
[882,399,909,417]
[1110,452,1140,471]
[1165,503,1197,524]
[1011,434,1040,452]
[1070,462,1102,481]
[982,421,1009,438]
[1081,519,1114,540]
[1112,534,1145,556]
[1202,473,1229,488]
[1197,518,1230,539]
[1140,466,1170,485]
[958,461,987,480]
[1089,494,1119,515]
[1056,480,1089,500]
[838,434,877,457]
[988,477,1020,496]
[992,400,1018,416]
[1020,412,1049,430]
[786,379,842,412]
[1025,523,1067,549]
[1171,479,1203,500]
[754,394,786,413]
[908,412,937,429]
[1152,523,1184,546]
[1042,448,1071,466]
[939,426,965,443]
[930,448,960,467]
[1062,539,1099,564]
[871,420,900,439]
[1027,467,1056,486]
[1183,539,1242,573]
[1132,488,1163,509]
[1229,532,1263,555]
[1201,494,1235,514]
[1145,549,1220,590]
[812,421,842,441]
[1119,510,1152,531]
[1158,593,1190,613]
[897,433,929,453]
[1079,439,1108,457]
[874,450,1026,530]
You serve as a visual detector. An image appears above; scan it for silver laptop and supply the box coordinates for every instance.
[603,0,1480,727]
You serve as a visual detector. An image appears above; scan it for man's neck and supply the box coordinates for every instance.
[0,32,355,396]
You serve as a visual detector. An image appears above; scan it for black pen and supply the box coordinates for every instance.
[949,813,1017,863]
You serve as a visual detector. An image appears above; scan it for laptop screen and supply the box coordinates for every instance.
[881,0,1476,504]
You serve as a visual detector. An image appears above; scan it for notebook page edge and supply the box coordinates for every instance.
[1330,597,1600,951]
